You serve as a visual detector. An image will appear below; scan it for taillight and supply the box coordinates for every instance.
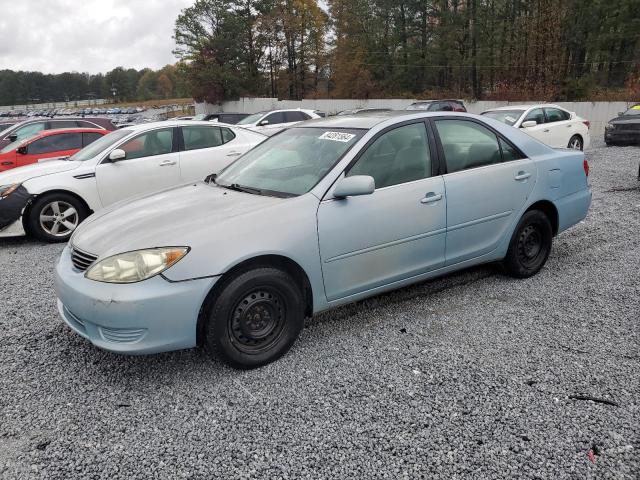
[583,120,590,129]
[583,159,589,177]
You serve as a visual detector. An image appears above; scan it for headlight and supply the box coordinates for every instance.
[605,123,615,130]
[0,183,20,198]
[86,247,189,283]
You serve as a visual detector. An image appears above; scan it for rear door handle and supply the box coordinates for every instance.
[420,192,443,204]
[515,171,531,181]
[543,129,550,132]
[159,160,177,166]
[226,152,242,157]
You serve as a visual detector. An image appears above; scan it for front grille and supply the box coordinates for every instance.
[620,123,640,131]
[71,248,98,271]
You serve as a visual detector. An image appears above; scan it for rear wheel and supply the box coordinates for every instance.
[204,267,305,369]
[568,135,583,150]
[502,210,552,278]
[26,193,88,243]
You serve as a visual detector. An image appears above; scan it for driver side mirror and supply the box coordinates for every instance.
[258,119,269,126]
[108,149,126,162]
[618,112,624,116]
[8,134,18,142]
[333,175,375,199]
[521,120,537,128]
[16,146,27,155]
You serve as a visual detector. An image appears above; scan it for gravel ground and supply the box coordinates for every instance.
[0,142,638,479]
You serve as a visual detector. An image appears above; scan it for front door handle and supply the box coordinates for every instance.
[159,160,177,166]
[420,192,443,204]
[514,171,531,181]
[543,129,550,133]
[226,152,242,157]
[1,161,13,166]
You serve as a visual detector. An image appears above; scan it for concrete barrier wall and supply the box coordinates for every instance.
[0,98,108,112]
[197,97,637,138]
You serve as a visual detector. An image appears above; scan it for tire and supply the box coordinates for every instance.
[502,210,553,278]
[204,267,305,369]
[568,135,583,151]
[26,193,88,243]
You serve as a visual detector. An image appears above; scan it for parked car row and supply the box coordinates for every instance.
[0,109,592,370]
[0,106,149,119]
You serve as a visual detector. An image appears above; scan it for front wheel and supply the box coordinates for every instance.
[26,193,88,243]
[502,210,553,278]
[568,135,583,150]
[204,267,305,369]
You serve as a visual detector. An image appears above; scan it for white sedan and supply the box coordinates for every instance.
[481,104,591,150]
[0,121,266,242]
[236,109,321,135]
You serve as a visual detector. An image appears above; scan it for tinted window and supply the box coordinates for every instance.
[435,120,502,173]
[220,127,235,144]
[284,111,306,122]
[545,108,570,122]
[51,120,79,129]
[264,112,285,125]
[14,122,45,141]
[119,128,173,160]
[499,138,524,162]
[29,133,82,154]
[523,108,544,124]
[182,126,222,150]
[76,120,102,129]
[82,132,103,146]
[348,123,431,189]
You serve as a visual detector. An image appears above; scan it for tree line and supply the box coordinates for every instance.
[0,65,188,106]
[174,0,640,103]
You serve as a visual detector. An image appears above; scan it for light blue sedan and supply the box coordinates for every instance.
[54,112,592,368]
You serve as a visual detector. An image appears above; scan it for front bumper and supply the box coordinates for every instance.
[604,129,640,144]
[54,245,218,354]
[0,185,30,232]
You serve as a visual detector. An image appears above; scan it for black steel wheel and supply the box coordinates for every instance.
[502,210,552,278]
[204,267,305,369]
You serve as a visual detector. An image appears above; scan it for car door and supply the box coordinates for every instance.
[18,132,83,167]
[433,118,535,265]
[543,107,572,148]
[178,125,242,181]
[317,121,446,301]
[519,108,551,145]
[95,127,180,207]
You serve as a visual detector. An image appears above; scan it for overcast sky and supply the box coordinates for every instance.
[0,0,194,74]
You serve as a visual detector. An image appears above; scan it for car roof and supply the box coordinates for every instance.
[38,128,108,136]
[484,104,565,112]
[298,110,469,129]
[121,120,265,135]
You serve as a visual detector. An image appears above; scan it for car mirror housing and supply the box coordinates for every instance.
[258,119,269,126]
[16,146,27,155]
[521,120,537,128]
[109,149,126,162]
[333,175,375,199]
[8,134,18,142]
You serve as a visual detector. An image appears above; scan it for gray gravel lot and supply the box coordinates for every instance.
[1,142,638,479]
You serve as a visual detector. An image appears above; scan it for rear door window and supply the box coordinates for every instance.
[435,120,502,173]
[544,108,570,122]
[82,132,103,146]
[182,126,223,150]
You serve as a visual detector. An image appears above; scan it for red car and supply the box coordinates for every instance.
[0,128,109,172]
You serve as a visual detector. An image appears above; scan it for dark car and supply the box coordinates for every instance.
[406,99,467,112]
[0,117,117,150]
[192,112,251,124]
[0,121,18,134]
[605,104,640,146]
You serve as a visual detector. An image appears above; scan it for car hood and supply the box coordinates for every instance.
[609,115,640,124]
[0,160,81,185]
[72,183,287,258]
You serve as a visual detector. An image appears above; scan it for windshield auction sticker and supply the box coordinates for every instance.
[319,131,356,142]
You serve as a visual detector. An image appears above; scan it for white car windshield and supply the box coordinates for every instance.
[70,129,132,161]
[481,110,525,126]
[216,127,365,197]
[236,112,267,125]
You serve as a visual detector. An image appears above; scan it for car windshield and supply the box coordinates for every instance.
[236,112,267,125]
[481,110,525,126]
[0,135,36,154]
[216,127,365,197]
[70,129,132,161]
[622,106,640,116]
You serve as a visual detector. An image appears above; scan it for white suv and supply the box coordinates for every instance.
[236,109,320,135]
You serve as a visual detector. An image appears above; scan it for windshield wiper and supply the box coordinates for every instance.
[223,183,263,195]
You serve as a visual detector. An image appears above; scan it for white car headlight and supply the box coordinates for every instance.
[606,122,615,130]
[86,247,189,283]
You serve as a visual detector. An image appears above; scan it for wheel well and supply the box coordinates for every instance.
[23,190,93,221]
[526,200,558,235]
[196,255,313,345]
